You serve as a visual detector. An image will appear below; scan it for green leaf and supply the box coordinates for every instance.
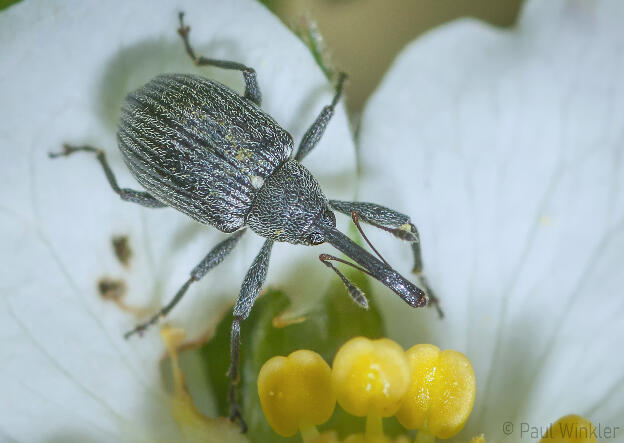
[0,0,21,11]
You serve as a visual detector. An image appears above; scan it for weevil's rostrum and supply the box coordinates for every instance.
[119,74,293,232]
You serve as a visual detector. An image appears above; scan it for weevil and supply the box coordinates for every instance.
[50,13,442,431]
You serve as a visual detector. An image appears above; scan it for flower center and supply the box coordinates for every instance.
[257,336,476,442]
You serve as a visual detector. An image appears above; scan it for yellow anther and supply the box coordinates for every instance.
[395,344,475,439]
[258,349,336,438]
[332,337,410,418]
[540,415,597,443]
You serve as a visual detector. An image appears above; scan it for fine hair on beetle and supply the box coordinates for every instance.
[50,12,442,432]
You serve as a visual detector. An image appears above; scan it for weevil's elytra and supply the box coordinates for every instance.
[119,74,293,233]
[50,12,442,432]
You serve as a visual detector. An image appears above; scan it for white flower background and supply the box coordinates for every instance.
[1,0,623,442]
[360,0,624,439]
[0,0,354,441]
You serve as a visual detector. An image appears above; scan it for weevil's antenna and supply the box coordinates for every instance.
[319,224,427,308]
[319,254,369,309]
[350,211,389,266]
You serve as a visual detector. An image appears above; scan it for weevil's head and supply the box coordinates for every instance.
[247,160,335,245]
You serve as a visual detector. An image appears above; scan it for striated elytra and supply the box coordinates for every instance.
[50,12,441,432]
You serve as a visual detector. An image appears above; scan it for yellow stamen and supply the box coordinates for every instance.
[414,430,436,443]
[332,337,410,440]
[258,349,336,438]
[395,344,475,439]
[300,424,321,442]
[365,412,383,438]
[539,415,597,443]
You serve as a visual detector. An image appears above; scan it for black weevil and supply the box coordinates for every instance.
[50,13,441,431]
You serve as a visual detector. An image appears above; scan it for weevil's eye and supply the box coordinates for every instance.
[306,232,325,245]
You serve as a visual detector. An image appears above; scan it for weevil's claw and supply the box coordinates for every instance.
[124,323,149,340]
[123,328,138,340]
[229,406,248,433]
[227,383,248,432]
[429,292,445,319]
[177,12,189,38]
[417,274,444,319]
[49,144,99,159]
[48,144,73,158]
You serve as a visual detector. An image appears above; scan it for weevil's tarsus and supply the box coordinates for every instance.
[295,71,347,162]
[228,317,247,432]
[124,229,247,340]
[416,274,444,319]
[50,144,167,208]
[409,234,444,318]
[178,12,261,106]
[319,254,369,309]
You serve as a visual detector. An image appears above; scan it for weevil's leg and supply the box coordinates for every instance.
[49,144,166,208]
[177,12,261,105]
[124,229,247,339]
[329,200,444,317]
[228,239,274,431]
[294,72,348,162]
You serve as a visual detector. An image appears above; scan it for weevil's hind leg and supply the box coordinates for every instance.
[228,239,274,431]
[329,200,444,318]
[177,12,261,106]
[49,144,166,208]
[124,229,247,339]
[294,72,347,162]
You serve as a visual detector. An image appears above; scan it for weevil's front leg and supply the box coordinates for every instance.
[124,229,247,339]
[329,200,444,317]
[228,239,274,431]
[49,144,166,208]
[294,72,347,162]
[177,12,261,106]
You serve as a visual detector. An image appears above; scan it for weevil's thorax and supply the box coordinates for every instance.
[247,160,336,245]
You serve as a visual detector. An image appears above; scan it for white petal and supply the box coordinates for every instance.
[0,0,354,440]
[358,0,624,439]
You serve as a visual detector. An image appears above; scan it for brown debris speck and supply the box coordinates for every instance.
[112,235,132,268]
[98,276,127,301]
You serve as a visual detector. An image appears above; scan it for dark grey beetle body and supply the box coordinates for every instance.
[52,13,439,432]
[119,73,331,245]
